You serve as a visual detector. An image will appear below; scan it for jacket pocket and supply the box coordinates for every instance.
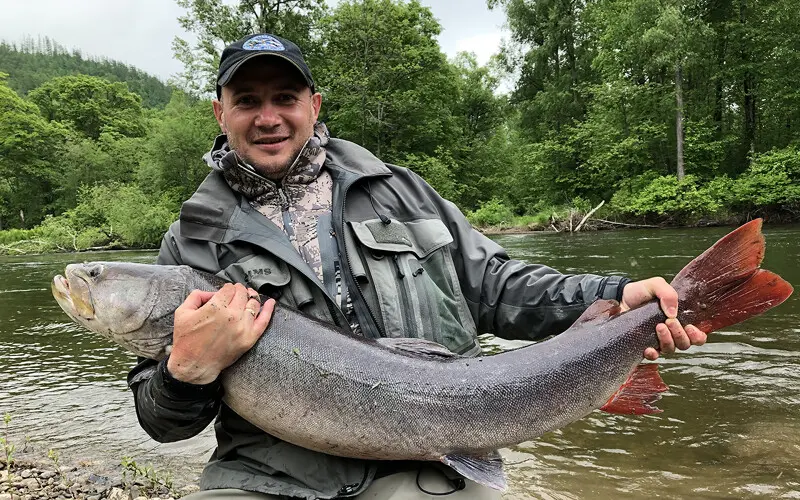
[218,253,291,290]
[350,218,480,355]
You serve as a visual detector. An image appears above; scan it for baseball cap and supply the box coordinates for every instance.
[216,33,315,97]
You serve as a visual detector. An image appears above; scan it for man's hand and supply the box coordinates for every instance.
[167,283,275,384]
[620,277,707,361]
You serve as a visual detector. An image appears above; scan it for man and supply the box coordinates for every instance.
[128,33,706,499]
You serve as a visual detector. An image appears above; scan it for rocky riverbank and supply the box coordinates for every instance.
[0,458,199,500]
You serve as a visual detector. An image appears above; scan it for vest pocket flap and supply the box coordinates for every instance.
[351,218,454,258]
[219,254,291,290]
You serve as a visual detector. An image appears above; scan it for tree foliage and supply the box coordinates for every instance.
[0,74,69,229]
[172,0,327,94]
[137,91,220,202]
[318,0,457,162]
[3,0,800,246]
[28,75,147,139]
[0,37,172,107]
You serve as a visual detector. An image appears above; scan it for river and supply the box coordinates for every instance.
[1,224,798,498]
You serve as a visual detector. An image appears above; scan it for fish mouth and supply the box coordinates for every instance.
[52,269,95,320]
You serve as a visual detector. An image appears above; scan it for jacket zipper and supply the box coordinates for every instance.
[258,185,348,330]
[339,180,385,339]
[392,255,418,338]
[277,186,292,232]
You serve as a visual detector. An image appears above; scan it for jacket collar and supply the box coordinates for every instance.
[205,123,329,199]
[179,136,391,244]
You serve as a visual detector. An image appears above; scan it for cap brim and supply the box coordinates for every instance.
[217,52,313,90]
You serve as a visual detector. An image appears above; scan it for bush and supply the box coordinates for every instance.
[728,147,800,209]
[105,185,176,247]
[609,174,721,223]
[0,228,36,245]
[1,183,178,254]
[35,215,82,251]
[466,199,515,227]
[403,150,461,203]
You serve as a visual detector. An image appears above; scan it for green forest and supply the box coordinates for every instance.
[1,0,799,255]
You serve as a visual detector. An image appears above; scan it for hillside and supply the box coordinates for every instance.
[0,36,173,108]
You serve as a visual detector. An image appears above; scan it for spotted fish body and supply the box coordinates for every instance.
[51,220,793,489]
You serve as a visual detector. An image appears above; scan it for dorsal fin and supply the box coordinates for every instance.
[376,338,462,360]
[571,299,623,328]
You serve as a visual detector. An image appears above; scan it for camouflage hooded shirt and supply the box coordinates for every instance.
[205,123,360,333]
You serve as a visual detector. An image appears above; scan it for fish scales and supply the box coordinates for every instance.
[224,300,660,459]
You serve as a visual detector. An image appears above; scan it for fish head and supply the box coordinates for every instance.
[52,262,184,359]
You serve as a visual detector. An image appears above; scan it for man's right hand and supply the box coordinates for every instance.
[167,283,275,384]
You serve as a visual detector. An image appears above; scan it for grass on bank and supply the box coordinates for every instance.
[467,148,800,231]
[0,184,176,255]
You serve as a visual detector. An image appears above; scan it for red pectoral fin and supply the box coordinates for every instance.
[600,364,669,415]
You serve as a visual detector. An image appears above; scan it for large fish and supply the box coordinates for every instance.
[51,219,793,490]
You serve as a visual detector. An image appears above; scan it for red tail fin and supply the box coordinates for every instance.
[671,219,793,334]
[600,364,669,415]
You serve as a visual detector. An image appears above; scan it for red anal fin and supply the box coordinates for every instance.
[571,299,623,328]
[600,364,669,415]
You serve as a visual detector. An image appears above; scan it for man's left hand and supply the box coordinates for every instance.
[620,277,707,360]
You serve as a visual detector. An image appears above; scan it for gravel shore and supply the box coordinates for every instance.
[0,459,199,500]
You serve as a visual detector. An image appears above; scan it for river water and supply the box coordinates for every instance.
[1,225,798,498]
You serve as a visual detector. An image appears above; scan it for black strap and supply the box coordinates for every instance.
[415,467,466,496]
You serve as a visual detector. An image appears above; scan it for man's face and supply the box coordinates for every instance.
[213,58,322,180]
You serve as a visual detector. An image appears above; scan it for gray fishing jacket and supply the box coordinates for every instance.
[128,137,629,499]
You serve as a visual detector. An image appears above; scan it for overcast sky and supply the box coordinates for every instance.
[1,0,508,83]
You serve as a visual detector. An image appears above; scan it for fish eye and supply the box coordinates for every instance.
[88,265,102,278]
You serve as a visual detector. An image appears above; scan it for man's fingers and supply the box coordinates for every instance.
[244,297,261,320]
[666,318,691,350]
[686,324,707,346]
[228,283,251,310]
[650,278,678,318]
[656,323,675,354]
[643,347,659,361]
[208,283,237,308]
[181,289,217,310]
[247,288,261,303]
[253,298,276,334]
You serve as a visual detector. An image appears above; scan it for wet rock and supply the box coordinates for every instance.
[39,471,56,480]
[20,469,32,479]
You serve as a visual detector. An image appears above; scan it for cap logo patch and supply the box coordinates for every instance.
[243,35,285,51]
